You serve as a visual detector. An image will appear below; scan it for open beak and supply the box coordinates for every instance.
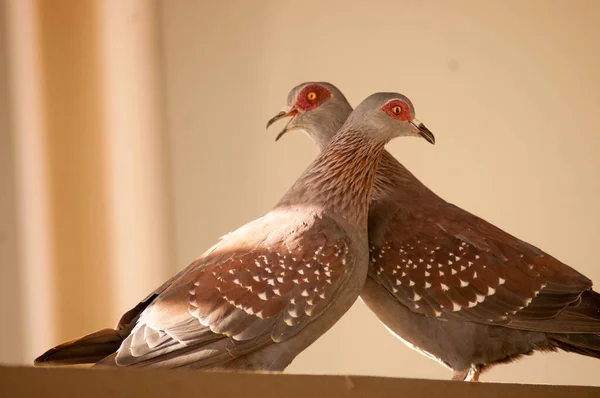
[411,119,435,144]
[266,106,299,141]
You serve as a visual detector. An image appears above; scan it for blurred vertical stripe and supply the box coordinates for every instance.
[4,0,173,362]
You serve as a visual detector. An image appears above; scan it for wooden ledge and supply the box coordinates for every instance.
[1,365,599,398]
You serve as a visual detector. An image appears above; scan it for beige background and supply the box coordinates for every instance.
[1,0,599,386]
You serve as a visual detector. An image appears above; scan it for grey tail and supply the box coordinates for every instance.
[548,290,600,360]
[34,328,124,366]
[550,333,600,359]
[34,295,157,366]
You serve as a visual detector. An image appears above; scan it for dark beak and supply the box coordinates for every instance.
[266,106,298,141]
[411,119,435,144]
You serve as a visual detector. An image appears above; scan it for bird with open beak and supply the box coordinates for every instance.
[267,82,435,148]
[35,89,437,372]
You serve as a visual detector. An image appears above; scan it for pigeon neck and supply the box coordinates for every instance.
[279,129,386,226]
[370,151,435,202]
[311,116,349,152]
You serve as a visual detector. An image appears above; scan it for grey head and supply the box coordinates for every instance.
[266,82,353,150]
[267,83,434,148]
[342,92,436,144]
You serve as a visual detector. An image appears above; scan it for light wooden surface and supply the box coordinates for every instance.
[3,366,600,398]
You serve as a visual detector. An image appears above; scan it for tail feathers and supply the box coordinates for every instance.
[550,333,600,360]
[534,290,600,334]
[34,293,159,366]
[34,328,124,366]
[565,290,600,319]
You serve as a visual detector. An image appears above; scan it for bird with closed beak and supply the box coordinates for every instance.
[35,92,434,370]
[267,82,600,382]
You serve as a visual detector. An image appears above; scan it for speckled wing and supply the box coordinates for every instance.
[113,213,354,368]
[368,203,597,333]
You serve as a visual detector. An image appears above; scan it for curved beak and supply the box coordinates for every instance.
[411,119,435,144]
[266,106,299,141]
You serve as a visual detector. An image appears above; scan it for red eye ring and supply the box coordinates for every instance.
[295,84,331,111]
[382,100,411,122]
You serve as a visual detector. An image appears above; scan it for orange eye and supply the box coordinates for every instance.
[391,105,402,115]
[307,91,317,101]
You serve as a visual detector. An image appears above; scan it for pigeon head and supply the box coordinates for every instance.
[345,92,435,144]
[266,82,353,150]
[267,84,434,148]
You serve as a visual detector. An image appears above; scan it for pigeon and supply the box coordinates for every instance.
[267,82,600,381]
[35,91,434,370]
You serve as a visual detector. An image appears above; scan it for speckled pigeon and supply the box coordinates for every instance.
[34,92,435,370]
[267,82,600,381]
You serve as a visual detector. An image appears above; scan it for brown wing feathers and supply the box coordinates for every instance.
[370,207,597,333]
[109,223,355,367]
[188,233,354,343]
